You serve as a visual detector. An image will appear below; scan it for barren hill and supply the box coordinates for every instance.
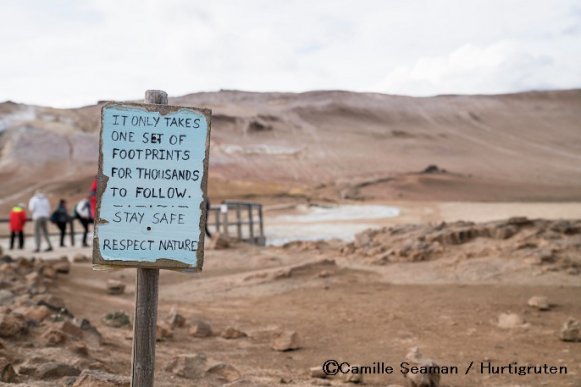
[1,89,580,210]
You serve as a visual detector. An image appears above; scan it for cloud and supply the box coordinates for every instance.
[381,40,580,95]
[0,0,580,107]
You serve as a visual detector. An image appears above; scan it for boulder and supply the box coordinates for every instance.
[106,280,126,295]
[24,305,52,323]
[560,318,581,342]
[165,353,207,379]
[41,328,67,346]
[73,369,130,387]
[272,330,300,351]
[527,296,550,311]
[189,320,213,337]
[221,327,247,339]
[206,363,241,383]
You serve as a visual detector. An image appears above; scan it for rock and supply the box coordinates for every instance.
[78,319,103,347]
[0,357,16,383]
[166,306,186,328]
[527,296,550,311]
[344,367,363,383]
[221,326,247,339]
[41,264,58,279]
[497,313,528,329]
[310,366,326,378]
[404,347,440,387]
[53,258,71,274]
[102,311,130,328]
[317,270,332,278]
[272,330,300,351]
[189,320,212,337]
[157,321,173,340]
[24,305,52,323]
[54,319,84,339]
[69,340,89,356]
[73,369,130,386]
[560,318,581,342]
[73,254,90,263]
[41,328,67,346]
[206,363,241,382]
[208,233,230,250]
[36,362,81,379]
[35,294,67,311]
[165,353,207,379]
[106,280,126,295]
[0,289,14,305]
[0,313,26,337]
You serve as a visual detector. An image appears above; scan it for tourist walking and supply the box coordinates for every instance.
[9,203,27,250]
[28,191,53,252]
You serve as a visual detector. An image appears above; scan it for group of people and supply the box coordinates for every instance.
[8,180,97,252]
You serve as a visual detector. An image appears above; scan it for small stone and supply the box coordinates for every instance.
[0,357,16,383]
[73,369,130,387]
[36,362,80,379]
[106,280,126,295]
[310,366,326,378]
[497,313,528,329]
[165,353,207,379]
[560,318,581,342]
[206,363,241,382]
[0,313,26,337]
[528,296,551,311]
[73,254,89,263]
[157,321,173,341]
[103,311,131,328]
[221,326,247,339]
[166,306,186,328]
[54,319,84,339]
[317,270,332,278]
[189,320,212,337]
[272,330,300,351]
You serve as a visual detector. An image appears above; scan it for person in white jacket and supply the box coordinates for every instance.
[28,190,53,252]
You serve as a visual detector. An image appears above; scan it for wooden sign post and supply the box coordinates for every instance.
[92,90,211,387]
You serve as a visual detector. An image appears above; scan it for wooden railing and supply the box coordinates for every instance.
[207,201,265,246]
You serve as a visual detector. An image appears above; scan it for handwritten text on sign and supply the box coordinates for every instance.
[96,104,210,268]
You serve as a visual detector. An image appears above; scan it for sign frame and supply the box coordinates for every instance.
[92,101,212,272]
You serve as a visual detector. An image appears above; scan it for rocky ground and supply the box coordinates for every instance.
[0,214,579,386]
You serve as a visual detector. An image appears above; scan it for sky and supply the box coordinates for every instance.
[1,0,580,107]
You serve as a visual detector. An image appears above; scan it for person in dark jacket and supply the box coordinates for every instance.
[9,203,27,250]
[51,199,70,247]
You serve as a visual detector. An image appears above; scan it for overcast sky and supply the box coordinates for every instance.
[1,0,580,107]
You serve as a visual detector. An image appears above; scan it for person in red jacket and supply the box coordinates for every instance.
[90,178,97,220]
[9,203,27,250]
